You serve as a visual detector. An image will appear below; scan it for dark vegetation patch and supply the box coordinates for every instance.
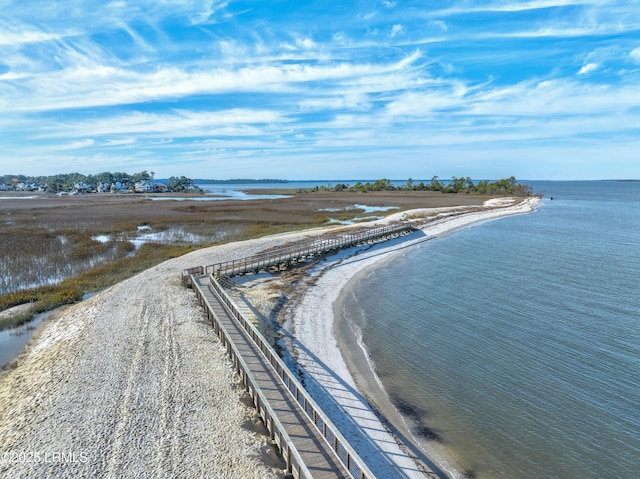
[390,391,443,442]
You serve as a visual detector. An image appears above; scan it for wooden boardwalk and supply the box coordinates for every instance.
[203,222,415,279]
[182,224,422,478]
[191,274,375,479]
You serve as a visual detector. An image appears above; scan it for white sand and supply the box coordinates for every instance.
[287,197,541,479]
[0,231,327,479]
[0,197,540,479]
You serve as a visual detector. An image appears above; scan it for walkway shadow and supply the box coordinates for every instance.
[279,324,448,479]
[277,228,452,478]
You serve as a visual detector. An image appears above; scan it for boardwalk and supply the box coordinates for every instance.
[191,274,374,479]
[203,222,415,279]
[183,223,420,478]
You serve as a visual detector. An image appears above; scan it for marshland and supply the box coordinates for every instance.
[0,187,489,329]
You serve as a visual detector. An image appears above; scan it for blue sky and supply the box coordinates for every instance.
[1,0,639,180]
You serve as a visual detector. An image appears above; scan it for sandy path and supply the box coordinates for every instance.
[0,231,327,479]
[0,197,540,479]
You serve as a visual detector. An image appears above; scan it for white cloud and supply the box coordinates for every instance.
[47,139,96,151]
[467,79,640,117]
[390,25,403,38]
[0,50,423,113]
[38,109,288,140]
[578,63,599,75]
[189,0,231,25]
[0,23,76,46]
[630,47,640,63]
[430,1,616,16]
[386,90,464,117]
[296,37,317,50]
[106,138,137,146]
[299,93,371,112]
[431,20,448,32]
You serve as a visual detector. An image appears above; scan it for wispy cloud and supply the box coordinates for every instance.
[1,0,639,179]
[1,48,423,113]
[390,25,403,38]
[0,21,77,46]
[578,63,599,75]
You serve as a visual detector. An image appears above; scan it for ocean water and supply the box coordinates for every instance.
[343,181,640,479]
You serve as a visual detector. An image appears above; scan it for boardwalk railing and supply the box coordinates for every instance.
[190,274,378,479]
[200,222,414,280]
[191,280,313,479]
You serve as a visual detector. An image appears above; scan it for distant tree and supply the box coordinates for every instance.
[131,171,152,183]
[166,176,201,193]
[464,177,474,192]
[427,176,443,191]
[474,180,490,194]
[450,176,462,193]
[96,171,114,184]
[46,177,65,193]
[372,178,393,191]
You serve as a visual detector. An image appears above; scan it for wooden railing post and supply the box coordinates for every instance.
[183,225,419,479]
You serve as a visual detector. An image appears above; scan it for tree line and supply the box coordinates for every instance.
[1,171,201,194]
[313,176,533,196]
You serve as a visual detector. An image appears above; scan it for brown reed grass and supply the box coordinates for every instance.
[0,190,487,328]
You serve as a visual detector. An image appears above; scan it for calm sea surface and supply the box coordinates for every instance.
[343,181,640,479]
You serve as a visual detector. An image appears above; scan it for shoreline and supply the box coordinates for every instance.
[0,196,540,478]
[287,197,541,479]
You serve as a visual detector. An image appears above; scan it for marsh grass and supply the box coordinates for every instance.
[0,226,133,296]
[0,243,194,329]
[0,190,487,329]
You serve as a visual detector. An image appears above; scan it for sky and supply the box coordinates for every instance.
[1,0,639,181]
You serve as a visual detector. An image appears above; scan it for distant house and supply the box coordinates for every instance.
[110,181,129,192]
[0,183,7,191]
[97,182,111,193]
[74,182,91,193]
[134,180,163,193]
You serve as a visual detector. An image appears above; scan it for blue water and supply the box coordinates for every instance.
[344,181,640,479]
[0,312,47,369]
[195,179,426,199]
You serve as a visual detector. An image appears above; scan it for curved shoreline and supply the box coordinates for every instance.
[288,197,542,479]
[0,197,540,479]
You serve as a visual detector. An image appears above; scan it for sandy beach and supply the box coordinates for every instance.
[0,196,539,479]
[279,196,541,479]
[228,197,540,478]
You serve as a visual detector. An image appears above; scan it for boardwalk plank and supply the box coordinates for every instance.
[194,276,351,479]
